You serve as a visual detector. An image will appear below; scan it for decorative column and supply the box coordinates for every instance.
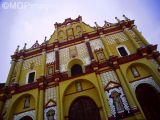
[6,58,16,86]
[55,49,60,72]
[123,27,140,49]
[15,56,24,84]
[100,34,113,57]
[38,77,45,120]
[132,25,149,45]
[85,40,94,61]
[42,50,46,75]
[56,84,60,120]
[96,74,111,119]
[115,68,146,119]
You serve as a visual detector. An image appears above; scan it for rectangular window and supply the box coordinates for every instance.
[118,47,128,56]
[28,72,35,83]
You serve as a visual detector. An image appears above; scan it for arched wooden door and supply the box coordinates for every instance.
[20,116,33,120]
[69,97,101,120]
[136,83,160,120]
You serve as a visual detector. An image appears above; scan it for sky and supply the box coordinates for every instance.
[0,0,160,83]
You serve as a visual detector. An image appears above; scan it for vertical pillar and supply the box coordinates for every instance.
[132,26,149,45]
[115,68,146,119]
[56,84,60,120]
[0,100,4,115]
[86,41,94,61]
[100,35,113,57]
[96,74,111,119]
[55,49,60,72]
[38,89,44,120]
[42,50,46,75]
[123,27,140,49]
[15,56,24,83]
[6,59,16,86]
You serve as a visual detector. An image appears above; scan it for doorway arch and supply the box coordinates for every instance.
[19,116,33,120]
[135,83,160,120]
[69,96,100,120]
[71,64,83,76]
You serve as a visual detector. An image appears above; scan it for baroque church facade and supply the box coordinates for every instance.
[0,15,160,120]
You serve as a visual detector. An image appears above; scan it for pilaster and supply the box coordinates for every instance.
[132,25,149,45]
[6,59,16,86]
[15,56,24,84]
[123,27,140,49]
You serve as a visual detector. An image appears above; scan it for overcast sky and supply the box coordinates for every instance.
[0,0,160,83]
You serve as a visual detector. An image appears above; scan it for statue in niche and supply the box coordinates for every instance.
[111,91,124,113]
[47,109,55,120]
[24,96,30,108]
[131,66,140,77]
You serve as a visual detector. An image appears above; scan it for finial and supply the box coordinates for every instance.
[36,40,38,43]
[23,43,27,50]
[104,20,111,27]
[123,14,130,21]
[94,22,100,28]
[115,17,120,23]
[15,45,20,53]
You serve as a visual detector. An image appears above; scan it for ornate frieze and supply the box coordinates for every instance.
[59,47,70,72]
[59,43,91,72]
[89,39,104,51]
[44,106,57,120]
[45,87,56,105]
[76,43,91,65]
[105,87,130,117]
[100,71,119,87]
[46,51,56,64]
[106,32,128,45]
[130,76,160,93]
[22,56,41,70]
[13,110,35,120]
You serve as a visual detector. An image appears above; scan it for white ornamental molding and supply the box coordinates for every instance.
[45,87,56,104]
[22,56,41,70]
[44,106,57,120]
[106,87,130,117]
[46,51,55,64]
[89,39,104,51]
[14,110,35,120]
[59,48,70,72]
[100,71,119,87]
[76,43,91,65]
[106,32,128,45]
[130,76,160,93]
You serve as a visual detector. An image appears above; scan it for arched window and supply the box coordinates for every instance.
[117,45,130,57]
[46,109,55,120]
[111,91,124,113]
[71,64,83,76]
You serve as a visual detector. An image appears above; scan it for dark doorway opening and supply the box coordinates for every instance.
[71,64,83,76]
[136,83,160,120]
[69,96,101,120]
[20,116,33,120]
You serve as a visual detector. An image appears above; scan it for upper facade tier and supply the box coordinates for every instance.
[12,15,136,59]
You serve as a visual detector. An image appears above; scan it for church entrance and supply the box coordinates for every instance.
[69,97,100,120]
[135,83,160,120]
[19,116,33,120]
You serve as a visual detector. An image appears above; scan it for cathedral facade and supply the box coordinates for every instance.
[0,15,160,120]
